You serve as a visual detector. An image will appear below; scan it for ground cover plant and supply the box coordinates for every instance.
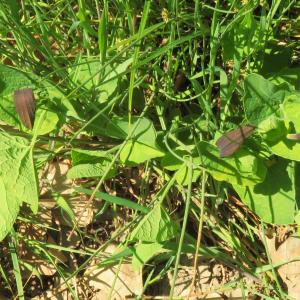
[0,0,299,299]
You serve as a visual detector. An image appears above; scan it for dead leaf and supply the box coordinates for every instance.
[84,244,143,299]
[266,235,300,299]
[149,255,256,298]
[40,159,74,196]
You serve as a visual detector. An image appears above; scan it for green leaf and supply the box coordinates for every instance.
[161,149,190,171]
[243,74,292,125]
[88,115,154,140]
[71,148,109,165]
[33,106,59,135]
[118,117,165,165]
[282,93,300,131]
[69,57,100,90]
[0,132,38,241]
[130,204,178,242]
[43,82,78,119]
[69,148,117,179]
[222,12,258,61]
[268,67,300,91]
[132,242,164,271]
[97,58,132,102]
[94,117,164,165]
[234,159,296,224]
[0,65,35,128]
[69,57,132,102]
[77,187,149,213]
[257,115,287,142]
[0,65,59,134]
[268,138,300,161]
[160,148,201,185]
[98,0,108,64]
[67,161,117,179]
[120,141,165,165]
[198,141,266,186]
[175,164,201,186]
[55,195,76,224]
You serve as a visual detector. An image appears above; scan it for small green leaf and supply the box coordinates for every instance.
[132,242,164,271]
[88,116,154,140]
[161,149,189,171]
[175,164,201,186]
[98,0,108,64]
[71,148,109,165]
[77,187,149,213]
[120,141,165,165]
[67,161,116,179]
[55,195,76,223]
[130,204,178,242]
[33,106,59,135]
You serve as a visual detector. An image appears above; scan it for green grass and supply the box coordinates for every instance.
[0,0,299,298]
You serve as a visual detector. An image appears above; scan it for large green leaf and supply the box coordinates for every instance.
[282,93,300,131]
[87,116,165,165]
[0,132,38,241]
[198,141,266,186]
[69,58,99,90]
[243,74,292,125]
[234,159,297,224]
[43,82,78,119]
[268,138,300,162]
[88,115,152,140]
